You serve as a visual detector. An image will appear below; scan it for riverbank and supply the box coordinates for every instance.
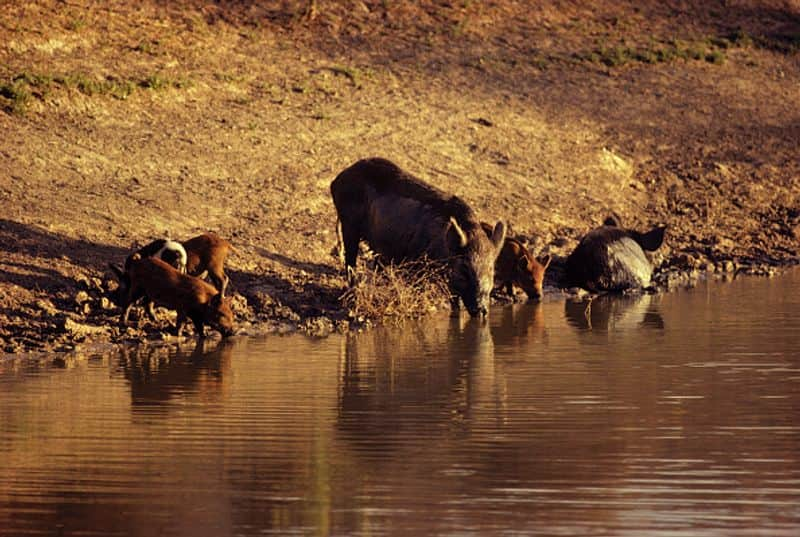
[2,1,799,354]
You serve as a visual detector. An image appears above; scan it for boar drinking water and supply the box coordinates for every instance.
[121,254,235,338]
[331,157,505,317]
[481,222,551,301]
[565,216,666,292]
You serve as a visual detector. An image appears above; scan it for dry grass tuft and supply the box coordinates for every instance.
[339,258,451,322]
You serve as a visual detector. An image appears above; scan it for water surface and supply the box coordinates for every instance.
[2,271,800,536]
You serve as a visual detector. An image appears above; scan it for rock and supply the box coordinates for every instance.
[303,316,334,337]
[74,291,91,305]
[100,297,115,310]
[714,236,736,251]
[35,299,59,316]
[229,293,250,316]
[61,317,110,340]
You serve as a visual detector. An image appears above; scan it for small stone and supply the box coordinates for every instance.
[62,317,109,338]
[35,299,59,315]
[74,291,91,304]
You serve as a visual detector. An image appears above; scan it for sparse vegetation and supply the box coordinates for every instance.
[576,34,749,68]
[324,65,371,89]
[0,71,192,114]
[339,259,451,322]
[0,79,31,114]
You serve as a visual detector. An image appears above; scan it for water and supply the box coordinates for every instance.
[2,271,800,536]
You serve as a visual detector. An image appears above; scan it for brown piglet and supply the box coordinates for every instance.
[182,233,235,297]
[481,222,551,301]
[122,254,235,338]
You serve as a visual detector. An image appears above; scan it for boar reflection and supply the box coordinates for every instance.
[565,293,664,333]
[117,339,234,409]
[337,316,496,454]
[490,302,547,349]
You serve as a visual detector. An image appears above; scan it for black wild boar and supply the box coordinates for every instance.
[480,222,551,301]
[331,157,506,317]
[121,254,235,338]
[564,216,666,292]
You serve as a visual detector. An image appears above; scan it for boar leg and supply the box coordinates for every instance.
[175,312,187,337]
[121,287,146,326]
[142,297,158,321]
[339,222,361,286]
[505,282,514,296]
[449,296,461,314]
[190,314,206,339]
[208,270,229,297]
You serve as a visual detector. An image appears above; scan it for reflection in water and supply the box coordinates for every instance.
[2,271,800,535]
[118,339,233,410]
[565,292,664,331]
[337,316,492,456]
[490,302,546,348]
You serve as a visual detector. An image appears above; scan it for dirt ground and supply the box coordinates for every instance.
[1,0,799,354]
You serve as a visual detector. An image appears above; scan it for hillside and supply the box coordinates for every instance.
[1,0,799,353]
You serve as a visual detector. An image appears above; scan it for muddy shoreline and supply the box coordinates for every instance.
[1,248,794,357]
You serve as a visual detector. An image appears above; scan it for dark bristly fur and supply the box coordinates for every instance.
[331,157,505,317]
[565,216,666,292]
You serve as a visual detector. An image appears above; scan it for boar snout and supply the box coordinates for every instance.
[525,290,542,302]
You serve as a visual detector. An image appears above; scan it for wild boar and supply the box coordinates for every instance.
[331,157,505,317]
[565,216,666,292]
[126,239,187,273]
[181,232,234,297]
[480,222,551,301]
[110,232,235,317]
[121,254,235,338]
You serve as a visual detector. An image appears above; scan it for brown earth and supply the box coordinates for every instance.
[1,0,799,354]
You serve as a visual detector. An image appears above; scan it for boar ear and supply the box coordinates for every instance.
[489,221,506,250]
[603,215,620,227]
[538,254,552,269]
[108,263,124,280]
[636,225,666,251]
[447,217,468,250]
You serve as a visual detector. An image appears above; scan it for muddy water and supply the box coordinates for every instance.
[2,271,800,536]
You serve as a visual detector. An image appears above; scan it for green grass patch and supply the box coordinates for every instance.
[577,34,747,68]
[0,80,31,115]
[65,16,87,32]
[0,71,192,115]
[324,65,372,88]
